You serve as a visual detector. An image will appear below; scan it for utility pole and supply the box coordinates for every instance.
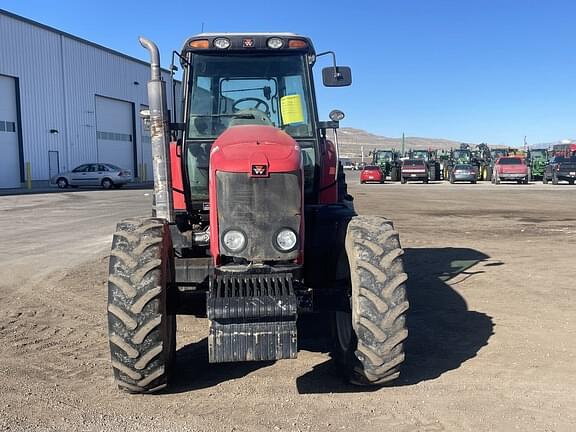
[361,145,364,163]
[401,132,405,156]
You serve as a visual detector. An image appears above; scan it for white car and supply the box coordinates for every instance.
[51,163,133,189]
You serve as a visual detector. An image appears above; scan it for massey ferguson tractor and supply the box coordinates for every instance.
[106,33,409,393]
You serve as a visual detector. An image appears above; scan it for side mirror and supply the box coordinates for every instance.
[322,66,352,87]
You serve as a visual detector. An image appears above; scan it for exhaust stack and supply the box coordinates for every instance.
[139,36,174,222]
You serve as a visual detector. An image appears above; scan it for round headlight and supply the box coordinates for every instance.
[267,37,284,49]
[275,229,297,251]
[223,230,246,252]
[213,37,231,49]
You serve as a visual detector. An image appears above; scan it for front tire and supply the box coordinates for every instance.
[333,216,409,385]
[107,218,176,393]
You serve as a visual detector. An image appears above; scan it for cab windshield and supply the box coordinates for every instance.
[187,54,313,139]
[375,151,393,162]
[453,150,471,161]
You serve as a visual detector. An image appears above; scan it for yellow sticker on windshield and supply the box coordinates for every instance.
[280,94,305,125]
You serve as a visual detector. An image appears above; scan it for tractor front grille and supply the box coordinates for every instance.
[216,171,301,262]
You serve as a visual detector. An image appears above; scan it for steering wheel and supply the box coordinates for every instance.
[232,97,270,115]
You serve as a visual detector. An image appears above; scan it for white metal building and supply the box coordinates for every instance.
[0,9,181,188]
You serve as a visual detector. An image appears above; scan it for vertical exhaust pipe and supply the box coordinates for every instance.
[139,36,174,223]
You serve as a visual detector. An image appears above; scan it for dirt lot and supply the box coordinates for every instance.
[1,180,575,432]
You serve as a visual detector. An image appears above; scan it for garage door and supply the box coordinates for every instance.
[95,96,135,172]
[0,75,21,189]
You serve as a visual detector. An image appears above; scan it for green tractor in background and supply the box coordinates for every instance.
[372,149,401,181]
[408,149,441,181]
[527,148,549,180]
[472,143,492,181]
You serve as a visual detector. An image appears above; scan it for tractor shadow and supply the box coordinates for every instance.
[296,247,497,394]
[163,337,275,394]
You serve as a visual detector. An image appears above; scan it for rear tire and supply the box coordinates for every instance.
[400,177,407,184]
[543,174,548,184]
[102,178,114,189]
[552,173,559,185]
[429,166,437,182]
[333,216,409,385]
[107,218,176,393]
[57,178,68,189]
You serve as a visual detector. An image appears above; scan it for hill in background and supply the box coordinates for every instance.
[331,127,464,158]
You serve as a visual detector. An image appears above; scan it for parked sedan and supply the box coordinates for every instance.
[52,163,133,189]
[449,164,478,184]
[360,165,384,184]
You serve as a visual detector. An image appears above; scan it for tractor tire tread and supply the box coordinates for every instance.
[107,217,174,394]
[340,215,409,385]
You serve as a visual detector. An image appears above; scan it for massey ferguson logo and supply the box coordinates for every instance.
[252,165,267,176]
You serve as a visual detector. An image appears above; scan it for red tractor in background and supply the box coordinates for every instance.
[107,33,409,393]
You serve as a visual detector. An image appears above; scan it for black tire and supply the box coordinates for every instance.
[107,218,176,393]
[332,216,408,385]
[552,173,559,185]
[449,175,455,184]
[390,167,399,182]
[429,166,436,182]
[102,178,114,189]
[569,180,575,185]
[56,177,68,189]
[485,168,492,182]
[471,180,477,184]
[423,178,429,184]
[495,174,500,185]
[400,177,407,184]
[543,174,548,184]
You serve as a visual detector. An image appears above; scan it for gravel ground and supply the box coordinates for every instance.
[0,179,575,431]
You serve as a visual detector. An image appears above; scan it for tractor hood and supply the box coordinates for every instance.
[210,125,301,174]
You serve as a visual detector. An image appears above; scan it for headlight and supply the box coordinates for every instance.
[274,229,297,252]
[222,230,246,252]
[213,37,231,49]
[267,37,284,49]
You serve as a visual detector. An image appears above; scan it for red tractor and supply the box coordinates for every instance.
[107,33,409,393]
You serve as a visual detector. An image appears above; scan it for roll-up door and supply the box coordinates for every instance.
[95,96,135,172]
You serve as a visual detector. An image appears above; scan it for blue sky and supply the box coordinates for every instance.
[3,0,576,145]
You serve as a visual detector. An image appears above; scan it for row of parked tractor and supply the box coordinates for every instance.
[358,142,576,185]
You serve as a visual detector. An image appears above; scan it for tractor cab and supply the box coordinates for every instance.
[178,34,351,215]
[452,149,472,164]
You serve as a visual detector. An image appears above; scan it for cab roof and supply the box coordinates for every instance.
[182,33,315,56]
